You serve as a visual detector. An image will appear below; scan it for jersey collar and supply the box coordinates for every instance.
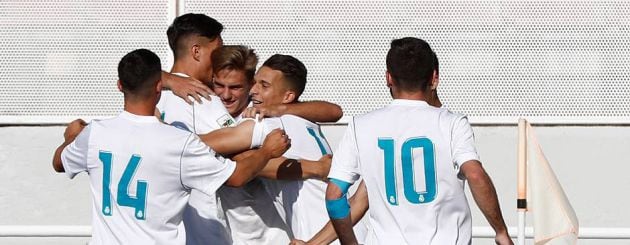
[172,72,190,78]
[391,99,430,107]
[120,111,160,124]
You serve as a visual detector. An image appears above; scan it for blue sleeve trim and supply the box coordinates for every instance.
[326,178,352,219]
[329,178,351,194]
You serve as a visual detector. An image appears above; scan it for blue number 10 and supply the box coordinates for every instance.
[378,137,437,205]
[99,151,148,220]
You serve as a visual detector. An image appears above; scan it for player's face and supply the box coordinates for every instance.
[212,69,253,117]
[197,36,223,85]
[250,66,289,109]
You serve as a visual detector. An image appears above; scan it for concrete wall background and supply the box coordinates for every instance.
[1,125,628,244]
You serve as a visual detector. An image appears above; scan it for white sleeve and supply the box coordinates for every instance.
[180,134,236,195]
[192,95,236,134]
[451,116,480,167]
[60,124,92,179]
[249,117,284,148]
[327,118,360,184]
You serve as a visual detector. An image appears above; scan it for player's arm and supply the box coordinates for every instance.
[243,101,343,123]
[461,160,512,245]
[451,115,512,245]
[52,119,87,172]
[198,120,256,155]
[224,129,291,187]
[160,71,213,104]
[230,149,331,180]
[325,178,358,245]
[294,180,368,245]
[257,154,331,180]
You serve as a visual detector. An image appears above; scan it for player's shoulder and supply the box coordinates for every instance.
[277,114,316,127]
[437,107,467,124]
[155,121,195,137]
[192,95,221,107]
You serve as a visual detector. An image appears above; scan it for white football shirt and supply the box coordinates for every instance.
[156,75,236,245]
[253,115,334,241]
[328,99,480,245]
[61,111,236,245]
[217,116,292,245]
[156,92,235,133]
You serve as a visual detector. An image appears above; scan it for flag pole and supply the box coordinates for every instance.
[517,118,527,245]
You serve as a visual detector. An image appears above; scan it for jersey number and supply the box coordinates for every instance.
[99,151,147,220]
[378,137,437,205]
[307,127,329,155]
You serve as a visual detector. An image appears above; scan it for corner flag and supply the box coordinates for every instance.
[517,119,579,245]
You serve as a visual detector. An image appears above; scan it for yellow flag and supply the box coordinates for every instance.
[526,123,579,245]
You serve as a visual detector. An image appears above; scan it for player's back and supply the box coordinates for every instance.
[157,91,235,133]
[353,100,475,244]
[261,115,333,240]
[78,112,220,245]
[156,91,234,245]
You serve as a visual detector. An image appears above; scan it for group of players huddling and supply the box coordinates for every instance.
[52,13,513,245]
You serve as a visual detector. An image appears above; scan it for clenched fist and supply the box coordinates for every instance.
[261,129,291,158]
[64,119,87,143]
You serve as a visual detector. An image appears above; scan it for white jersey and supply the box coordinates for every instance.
[157,91,235,133]
[253,115,334,241]
[61,111,235,245]
[328,99,480,245]
[156,80,236,245]
[217,115,292,245]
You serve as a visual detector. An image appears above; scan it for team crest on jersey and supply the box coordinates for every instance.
[217,114,235,128]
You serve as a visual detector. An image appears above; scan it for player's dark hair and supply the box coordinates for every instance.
[262,54,307,100]
[211,45,258,81]
[118,49,162,98]
[386,37,437,92]
[167,13,223,59]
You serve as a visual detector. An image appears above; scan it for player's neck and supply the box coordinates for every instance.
[392,90,426,101]
[171,60,205,84]
[392,89,442,107]
[124,100,157,117]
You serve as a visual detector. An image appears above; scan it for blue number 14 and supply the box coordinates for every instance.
[99,151,148,220]
[378,137,437,205]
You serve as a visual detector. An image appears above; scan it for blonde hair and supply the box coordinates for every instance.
[211,45,258,80]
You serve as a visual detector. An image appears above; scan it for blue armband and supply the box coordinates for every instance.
[326,178,352,219]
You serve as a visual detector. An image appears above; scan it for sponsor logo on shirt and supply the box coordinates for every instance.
[217,114,235,128]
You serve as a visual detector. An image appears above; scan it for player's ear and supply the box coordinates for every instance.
[282,90,296,104]
[191,43,201,62]
[386,71,394,88]
[117,80,123,92]
[430,70,439,91]
[155,79,163,93]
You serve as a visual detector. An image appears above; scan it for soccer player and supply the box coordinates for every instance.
[235,54,341,242]
[324,37,512,245]
[155,13,238,245]
[51,49,290,245]
[201,45,342,244]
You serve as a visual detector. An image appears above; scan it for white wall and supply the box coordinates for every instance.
[1,125,628,244]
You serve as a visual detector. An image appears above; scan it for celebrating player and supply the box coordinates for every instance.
[238,54,341,241]
[51,49,290,245]
[200,45,344,244]
[155,13,237,245]
[324,37,513,245]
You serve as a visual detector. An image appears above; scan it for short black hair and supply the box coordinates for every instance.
[117,49,162,98]
[386,37,437,92]
[262,54,307,100]
[167,13,223,58]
